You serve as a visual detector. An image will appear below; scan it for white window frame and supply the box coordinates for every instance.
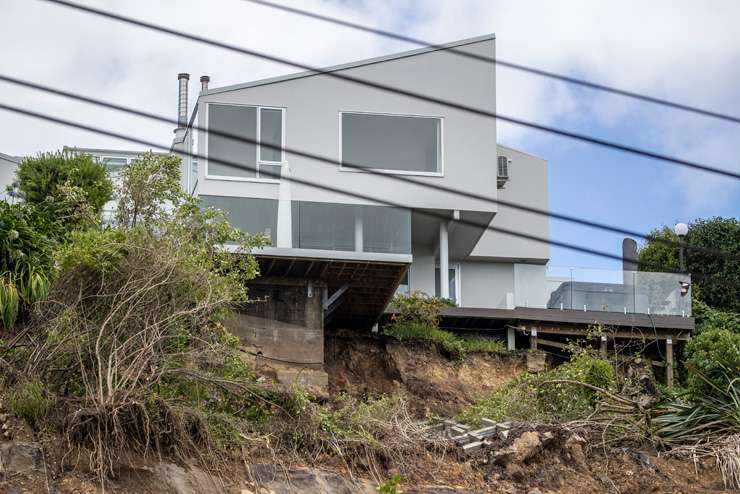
[338,110,444,177]
[100,155,130,175]
[435,262,461,304]
[204,102,285,184]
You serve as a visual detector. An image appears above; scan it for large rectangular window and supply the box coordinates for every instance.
[206,104,284,180]
[200,195,278,246]
[341,112,441,174]
[291,201,411,254]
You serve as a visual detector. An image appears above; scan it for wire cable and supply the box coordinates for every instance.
[0,100,673,269]
[241,0,740,125]
[36,0,740,181]
[3,73,735,263]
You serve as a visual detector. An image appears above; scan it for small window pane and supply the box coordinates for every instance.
[258,164,282,180]
[103,157,127,173]
[434,268,457,303]
[362,206,411,254]
[259,108,283,162]
[342,113,440,173]
[292,202,354,251]
[207,104,256,177]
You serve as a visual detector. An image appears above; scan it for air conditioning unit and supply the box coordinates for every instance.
[497,156,511,188]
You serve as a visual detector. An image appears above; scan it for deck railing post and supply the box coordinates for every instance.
[507,327,516,351]
[666,336,674,388]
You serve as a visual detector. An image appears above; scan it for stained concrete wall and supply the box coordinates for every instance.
[227,278,325,366]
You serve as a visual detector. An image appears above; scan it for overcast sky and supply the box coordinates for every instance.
[1,0,739,270]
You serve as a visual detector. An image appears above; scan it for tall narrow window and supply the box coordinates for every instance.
[341,112,441,173]
[207,104,257,178]
[259,108,283,162]
[435,266,459,303]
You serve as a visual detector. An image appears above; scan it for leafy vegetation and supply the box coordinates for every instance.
[459,350,614,424]
[115,151,182,228]
[385,292,506,360]
[655,375,740,443]
[0,202,54,329]
[638,217,740,312]
[684,328,740,398]
[7,379,51,427]
[15,150,112,220]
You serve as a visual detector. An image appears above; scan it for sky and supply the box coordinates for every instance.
[1,0,739,272]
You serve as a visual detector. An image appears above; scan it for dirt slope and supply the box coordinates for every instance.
[325,331,525,416]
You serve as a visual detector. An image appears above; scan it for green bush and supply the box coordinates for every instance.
[56,228,126,275]
[693,299,740,335]
[389,291,453,327]
[684,328,740,398]
[385,292,505,361]
[9,380,51,426]
[0,202,55,329]
[16,150,112,217]
[384,320,466,359]
[459,351,614,424]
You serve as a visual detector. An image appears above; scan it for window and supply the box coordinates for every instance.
[395,270,410,295]
[341,112,441,174]
[102,157,128,174]
[200,195,279,245]
[497,155,510,189]
[291,201,411,254]
[435,265,460,303]
[206,104,284,180]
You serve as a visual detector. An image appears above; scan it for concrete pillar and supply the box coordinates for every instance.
[354,212,363,252]
[439,220,449,299]
[666,336,674,388]
[507,327,516,351]
[600,335,607,358]
[276,164,292,248]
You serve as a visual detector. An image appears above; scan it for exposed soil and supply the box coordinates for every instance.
[325,331,526,417]
[0,333,729,493]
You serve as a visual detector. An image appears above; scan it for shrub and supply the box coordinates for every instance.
[0,202,55,329]
[384,320,466,359]
[459,351,615,424]
[684,328,740,398]
[16,150,112,217]
[389,291,453,327]
[115,152,182,228]
[8,379,51,427]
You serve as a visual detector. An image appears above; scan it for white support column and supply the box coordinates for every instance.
[439,220,449,299]
[354,213,363,252]
[276,163,292,248]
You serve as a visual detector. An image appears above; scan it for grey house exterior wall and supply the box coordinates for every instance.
[178,34,550,310]
[194,36,498,214]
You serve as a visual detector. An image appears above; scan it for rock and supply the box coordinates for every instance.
[491,430,542,466]
[511,431,541,462]
[528,489,544,494]
[565,436,588,471]
[0,442,45,474]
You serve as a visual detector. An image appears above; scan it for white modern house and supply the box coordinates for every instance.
[173,34,551,314]
[169,34,692,372]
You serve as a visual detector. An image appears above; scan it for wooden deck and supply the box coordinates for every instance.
[440,306,694,340]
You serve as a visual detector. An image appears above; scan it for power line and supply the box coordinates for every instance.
[3,72,735,263]
[0,101,668,269]
[242,0,740,126]
[37,0,740,182]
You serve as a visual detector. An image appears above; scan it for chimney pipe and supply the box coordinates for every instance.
[622,237,638,285]
[177,73,189,128]
[200,75,210,92]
